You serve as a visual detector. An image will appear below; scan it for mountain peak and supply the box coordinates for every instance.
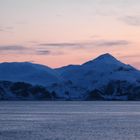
[93,53,118,61]
[82,53,123,67]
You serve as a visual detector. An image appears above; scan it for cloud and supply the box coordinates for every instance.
[0,29,4,32]
[36,49,64,56]
[94,40,130,47]
[36,50,51,55]
[120,15,140,26]
[0,44,64,56]
[39,42,83,47]
[0,26,14,33]
[0,45,30,55]
[38,39,130,49]
[0,27,5,32]
[0,39,129,56]
[120,54,140,59]
[0,45,27,51]
[39,42,87,50]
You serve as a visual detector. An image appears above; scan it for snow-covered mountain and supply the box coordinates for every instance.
[0,62,61,86]
[54,53,140,100]
[0,53,140,100]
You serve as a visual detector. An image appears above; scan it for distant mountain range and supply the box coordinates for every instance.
[0,53,140,100]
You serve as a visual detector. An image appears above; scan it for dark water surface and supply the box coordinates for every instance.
[0,101,140,140]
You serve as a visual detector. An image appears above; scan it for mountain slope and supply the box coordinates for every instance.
[55,53,140,99]
[56,53,140,87]
[0,62,61,86]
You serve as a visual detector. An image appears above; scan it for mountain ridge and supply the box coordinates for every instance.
[0,53,140,100]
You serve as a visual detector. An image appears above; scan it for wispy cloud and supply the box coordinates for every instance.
[0,45,30,55]
[0,45,27,51]
[0,45,64,56]
[120,54,140,59]
[0,26,14,33]
[39,39,130,49]
[0,39,130,56]
[120,15,140,26]
[39,42,84,47]
[36,50,51,55]
[0,29,4,32]
[95,40,130,47]
[36,48,64,55]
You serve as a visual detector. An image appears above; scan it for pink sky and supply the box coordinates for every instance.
[0,0,140,68]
